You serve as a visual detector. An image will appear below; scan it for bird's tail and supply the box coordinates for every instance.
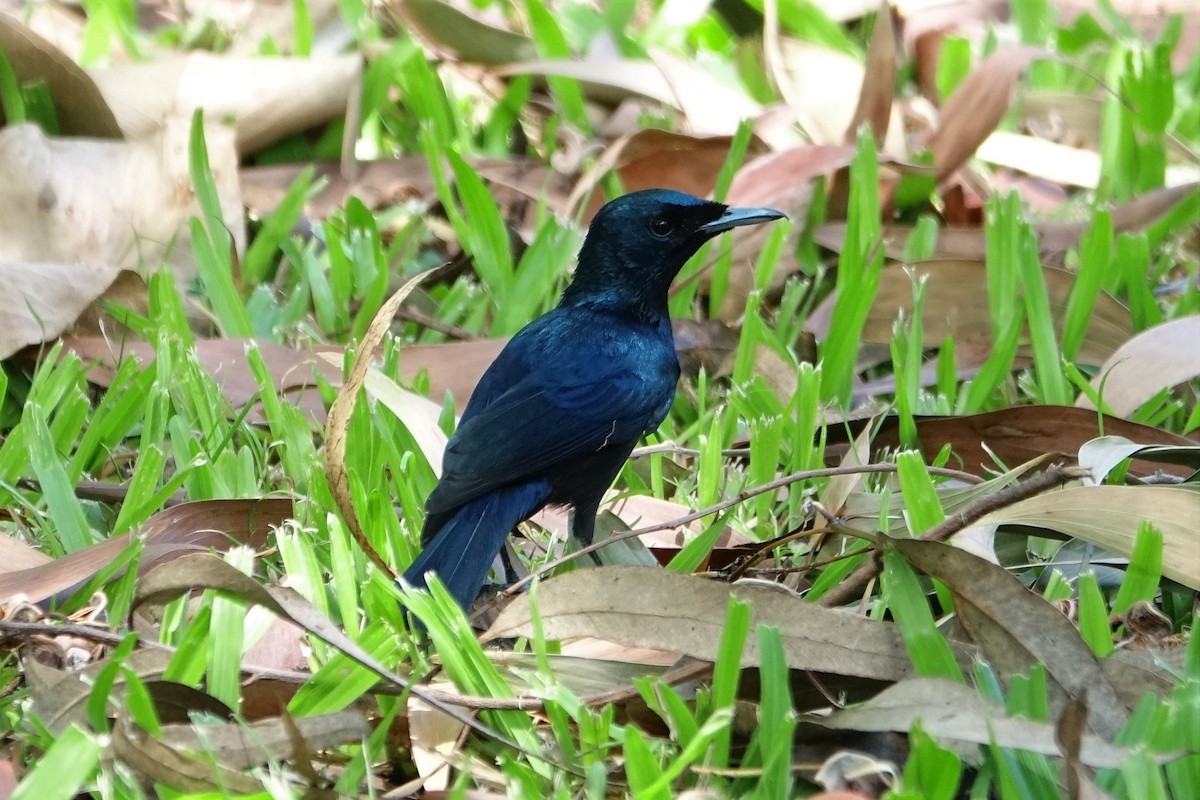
[401,483,548,611]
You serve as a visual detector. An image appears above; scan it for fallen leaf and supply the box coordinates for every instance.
[890,536,1129,740]
[808,259,1132,367]
[393,0,536,64]
[485,566,956,684]
[868,406,1197,478]
[845,1,898,147]
[92,53,360,153]
[0,119,243,288]
[1076,316,1200,417]
[925,46,1051,182]
[978,131,1200,189]
[819,677,1130,768]
[975,485,1200,589]
[0,260,123,360]
[0,15,122,138]
[772,39,905,155]
[0,498,293,605]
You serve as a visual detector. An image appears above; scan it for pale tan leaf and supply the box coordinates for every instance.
[0,260,122,359]
[979,131,1200,188]
[318,351,448,475]
[408,696,464,792]
[821,678,1131,768]
[975,485,1200,589]
[772,40,906,155]
[0,120,243,282]
[1076,316,1200,417]
[91,53,359,154]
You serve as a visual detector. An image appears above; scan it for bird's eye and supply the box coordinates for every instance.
[649,217,674,237]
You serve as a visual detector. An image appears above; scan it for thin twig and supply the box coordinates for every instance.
[817,464,1088,608]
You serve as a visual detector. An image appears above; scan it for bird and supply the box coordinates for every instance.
[402,189,786,611]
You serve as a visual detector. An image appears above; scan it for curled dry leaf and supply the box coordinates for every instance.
[484,566,964,684]
[1076,316,1200,417]
[889,536,1130,741]
[820,677,1131,769]
[975,485,1200,590]
[1078,435,1200,485]
[318,350,449,475]
[0,498,293,605]
[0,15,122,138]
[91,53,360,153]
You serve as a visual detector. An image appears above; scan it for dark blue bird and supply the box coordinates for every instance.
[403,189,786,610]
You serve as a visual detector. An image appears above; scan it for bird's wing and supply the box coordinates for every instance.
[425,366,670,514]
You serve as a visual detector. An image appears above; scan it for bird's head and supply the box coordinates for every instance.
[563,189,786,320]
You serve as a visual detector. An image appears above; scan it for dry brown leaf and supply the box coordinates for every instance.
[845,1,898,146]
[808,259,1132,367]
[925,46,1051,182]
[91,53,359,154]
[65,336,342,423]
[154,710,369,770]
[131,553,492,735]
[25,650,174,734]
[0,498,293,605]
[575,130,759,219]
[1076,316,1200,417]
[890,536,1129,740]
[111,716,264,795]
[869,405,1197,478]
[325,268,444,576]
[485,566,951,683]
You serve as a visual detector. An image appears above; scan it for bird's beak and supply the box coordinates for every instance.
[698,205,787,236]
